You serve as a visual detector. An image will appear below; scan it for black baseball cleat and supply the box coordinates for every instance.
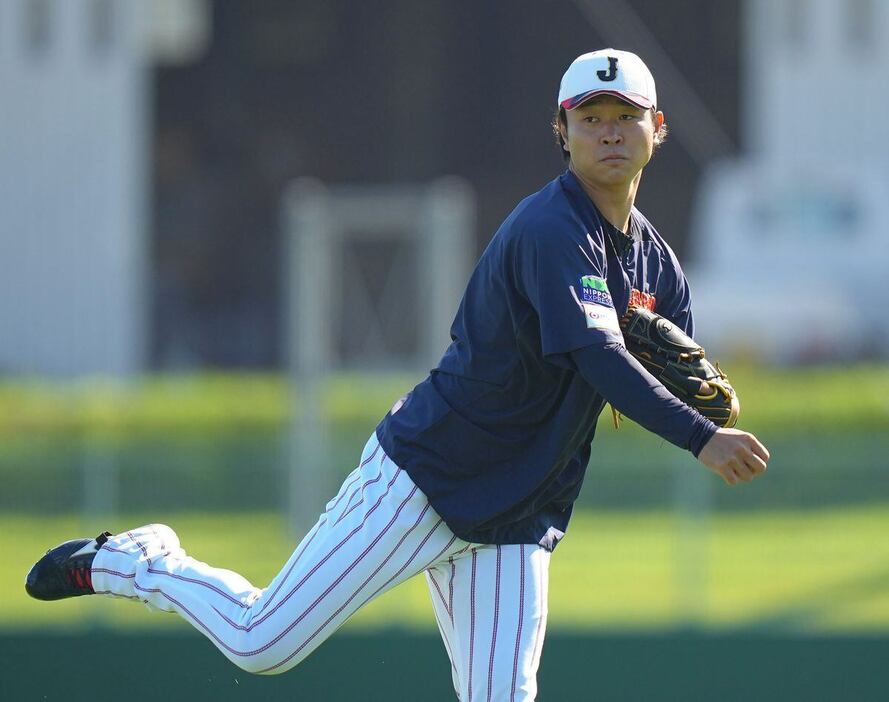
[25,532,113,601]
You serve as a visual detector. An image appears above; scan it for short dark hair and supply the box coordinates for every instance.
[552,107,570,162]
[551,105,668,162]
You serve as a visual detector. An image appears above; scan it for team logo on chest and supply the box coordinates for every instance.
[629,288,656,311]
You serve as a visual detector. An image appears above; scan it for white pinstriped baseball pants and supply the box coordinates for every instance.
[91,435,551,701]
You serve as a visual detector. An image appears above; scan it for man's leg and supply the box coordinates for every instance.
[426,543,551,701]
[49,436,469,674]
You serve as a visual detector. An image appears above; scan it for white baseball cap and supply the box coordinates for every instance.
[558,49,657,111]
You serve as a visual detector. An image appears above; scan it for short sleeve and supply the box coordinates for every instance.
[654,250,695,337]
[515,227,624,357]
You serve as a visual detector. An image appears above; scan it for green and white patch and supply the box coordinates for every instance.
[569,277,621,333]
[579,275,613,307]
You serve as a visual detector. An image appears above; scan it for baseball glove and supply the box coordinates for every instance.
[618,306,740,428]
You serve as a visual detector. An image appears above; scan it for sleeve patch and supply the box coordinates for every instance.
[579,275,614,307]
[569,279,622,334]
[580,302,621,332]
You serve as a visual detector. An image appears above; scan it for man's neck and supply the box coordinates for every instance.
[570,165,641,233]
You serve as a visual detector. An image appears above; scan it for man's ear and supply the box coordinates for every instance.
[652,110,666,145]
[654,111,665,135]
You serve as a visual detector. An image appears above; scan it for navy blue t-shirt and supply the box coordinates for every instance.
[376,170,695,548]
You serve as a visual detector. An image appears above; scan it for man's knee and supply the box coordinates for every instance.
[223,633,308,676]
[227,651,294,676]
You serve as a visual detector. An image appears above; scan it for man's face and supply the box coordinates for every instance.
[559,95,664,189]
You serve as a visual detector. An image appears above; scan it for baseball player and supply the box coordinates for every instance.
[26,49,769,700]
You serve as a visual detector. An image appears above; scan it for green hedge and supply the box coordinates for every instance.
[2,365,888,436]
[0,372,414,435]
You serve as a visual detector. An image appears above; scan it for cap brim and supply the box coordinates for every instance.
[560,89,653,110]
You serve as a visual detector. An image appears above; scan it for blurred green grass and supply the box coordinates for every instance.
[7,505,889,634]
[1,365,887,436]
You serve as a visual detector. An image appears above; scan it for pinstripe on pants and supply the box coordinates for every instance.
[90,434,550,699]
[426,543,550,701]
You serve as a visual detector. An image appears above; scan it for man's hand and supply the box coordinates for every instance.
[697,428,770,485]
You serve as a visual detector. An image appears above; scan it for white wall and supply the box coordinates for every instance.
[0,0,149,376]
[689,0,889,361]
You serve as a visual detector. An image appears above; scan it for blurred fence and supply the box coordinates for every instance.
[4,422,889,516]
[3,367,888,516]
[3,366,887,516]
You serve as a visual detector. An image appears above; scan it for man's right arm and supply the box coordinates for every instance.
[570,343,769,484]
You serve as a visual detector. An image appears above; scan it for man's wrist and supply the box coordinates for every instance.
[689,417,719,458]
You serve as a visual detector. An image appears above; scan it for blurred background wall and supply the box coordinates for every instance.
[5,0,885,376]
[3,0,747,374]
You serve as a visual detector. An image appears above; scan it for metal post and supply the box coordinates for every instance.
[285,178,332,534]
[419,177,475,368]
[282,177,476,534]
[672,452,713,627]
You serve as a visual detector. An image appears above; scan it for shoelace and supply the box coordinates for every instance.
[63,533,111,593]
[65,565,93,592]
